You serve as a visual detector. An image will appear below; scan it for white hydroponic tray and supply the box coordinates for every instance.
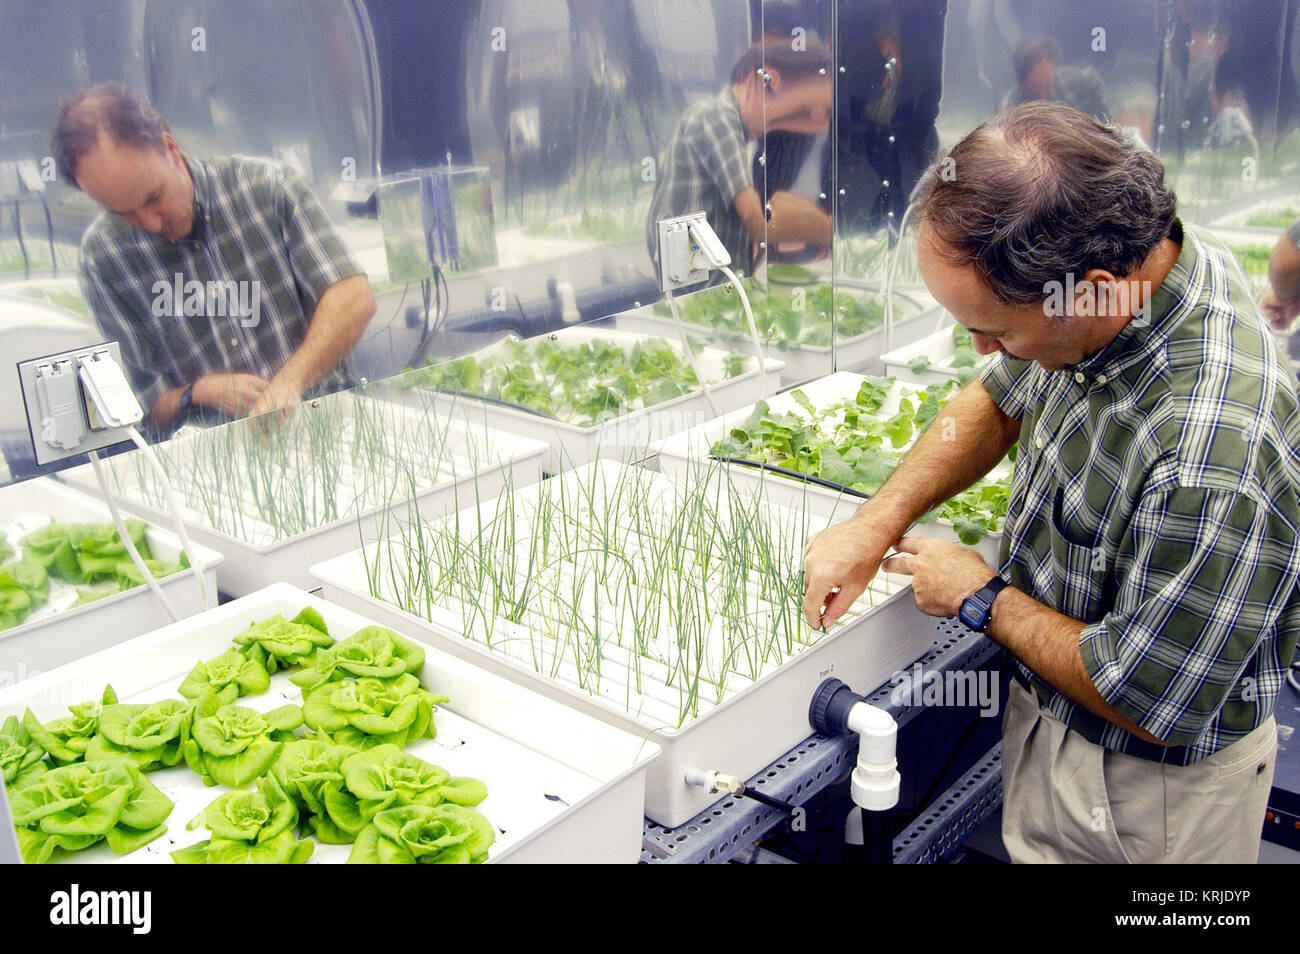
[311,461,940,827]
[613,283,938,386]
[1207,201,1292,237]
[881,321,993,386]
[652,372,1008,566]
[61,392,548,596]
[0,584,659,863]
[386,326,784,474]
[0,477,223,682]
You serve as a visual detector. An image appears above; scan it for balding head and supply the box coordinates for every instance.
[912,102,1176,306]
[51,83,170,187]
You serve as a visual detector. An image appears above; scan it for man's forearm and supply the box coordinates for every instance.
[149,386,186,433]
[850,379,1020,541]
[1269,232,1300,303]
[272,274,375,393]
[988,587,1168,745]
[766,191,832,246]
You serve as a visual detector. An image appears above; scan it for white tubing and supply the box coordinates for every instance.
[88,449,178,622]
[125,426,212,610]
[664,288,719,419]
[719,264,767,399]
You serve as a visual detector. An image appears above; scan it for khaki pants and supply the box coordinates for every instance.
[1001,679,1277,863]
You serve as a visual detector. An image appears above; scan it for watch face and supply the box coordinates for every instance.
[959,599,987,630]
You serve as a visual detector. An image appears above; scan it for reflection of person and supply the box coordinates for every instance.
[646,41,833,275]
[1261,218,1300,331]
[805,103,1298,863]
[51,84,376,433]
[1001,36,1109,121]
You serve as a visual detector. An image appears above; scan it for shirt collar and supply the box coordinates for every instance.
[176,155,210,245]
[1070,218,1197,377]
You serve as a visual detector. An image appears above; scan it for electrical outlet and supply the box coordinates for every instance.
[16,342,140,466]
[657,212,724,291]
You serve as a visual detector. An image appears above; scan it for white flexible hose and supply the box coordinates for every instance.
[664,288,720,419]
[719,264,767,399]
[125,426,212,610]
[884,200,917,352]
[88,449,178,622]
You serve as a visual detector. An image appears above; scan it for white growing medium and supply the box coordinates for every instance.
[365,461,904,729]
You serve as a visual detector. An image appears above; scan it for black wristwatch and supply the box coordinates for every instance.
[178,382,195,418]
[959,575,1011,633]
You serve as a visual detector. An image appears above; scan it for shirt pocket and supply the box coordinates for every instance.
[1049,485,1106,621]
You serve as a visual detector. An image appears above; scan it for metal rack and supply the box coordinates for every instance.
[640,619,1003,864]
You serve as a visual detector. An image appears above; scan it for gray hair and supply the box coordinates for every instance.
[912,101,1177,305]
[51,83,170,188]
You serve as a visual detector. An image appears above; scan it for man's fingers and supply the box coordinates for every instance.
[893,536,923,554]
[881,554,914,575]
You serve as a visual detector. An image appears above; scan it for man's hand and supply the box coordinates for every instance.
[245,376,303,430]
[881,537,997,617]
[192,373,270,417]
[1260,288,1300,331]
[802,516,898,629]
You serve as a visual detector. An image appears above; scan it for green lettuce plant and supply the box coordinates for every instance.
[233,606,334,674]
[0,561,50,630]
[171,775,313,864]
[302,674,447,749]
[269,738,352,838]
[303,743,486,843]
[22,686,118,765]
[178,650,271,705]
[348,803,495,864]
[183,700,302,787]
[9,757,173,863]
[1,714,46,785]
[84,698,193,770]
[289,625,426,691]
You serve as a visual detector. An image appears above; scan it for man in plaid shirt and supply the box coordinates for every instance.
[805,102,1299,863]
[646,40,834,275]
[51,83,375,432]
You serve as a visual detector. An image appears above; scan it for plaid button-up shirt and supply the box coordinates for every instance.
[646,88,754,273]
[79,155,363,419]
[982,221,1300,763]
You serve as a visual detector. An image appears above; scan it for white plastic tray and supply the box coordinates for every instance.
[61,394,547,596]
[311,461,940,827]
[651,372,1008,565]
[881,322,992,386]
[613,285,938,386]
[0,583,659,863]
[0,477,223,684]
[385,326,784,474]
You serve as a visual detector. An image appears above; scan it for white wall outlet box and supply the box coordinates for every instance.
[16,341,140,466]
[656,211,731,292]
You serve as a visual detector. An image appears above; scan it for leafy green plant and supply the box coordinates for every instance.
[21,686,118,766]
[711,377,1012,544]
[85,699,194,770]
[348,803,495,864]
[1228,243,1272,275]
[178,650,271,705]
[269,738,353,840]
[9,757,173,863]
[301,674,447,749]
[289,626,425,692]
[0,561,48,630]
[182,700,303,787]
[284,743,486,844]
[396,334,742,426]
[233,607,334,674]
[171,774,313,864]
[1,714,46,785]
[1246,207,1297,229]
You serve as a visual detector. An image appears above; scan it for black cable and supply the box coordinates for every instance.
[709,454,871,499]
